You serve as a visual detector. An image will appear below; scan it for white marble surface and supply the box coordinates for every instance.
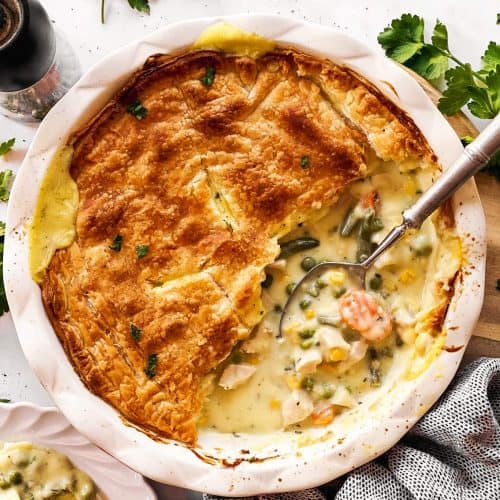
[0,1,498,498]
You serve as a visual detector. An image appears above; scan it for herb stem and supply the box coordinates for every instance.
[433,46,489,86]
[101,0,105,24]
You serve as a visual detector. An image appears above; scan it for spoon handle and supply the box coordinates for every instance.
[403,114,500,229]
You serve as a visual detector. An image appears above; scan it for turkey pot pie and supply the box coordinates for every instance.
[34,47,461,445]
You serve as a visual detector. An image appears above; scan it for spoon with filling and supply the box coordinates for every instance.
[279,114,500,338]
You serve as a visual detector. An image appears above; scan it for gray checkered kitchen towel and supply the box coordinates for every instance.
[205,357,500,500]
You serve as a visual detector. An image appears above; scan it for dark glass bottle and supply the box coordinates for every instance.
[0,0,80,121]
[0,0,56,92]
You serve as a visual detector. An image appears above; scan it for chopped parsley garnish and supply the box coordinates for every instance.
[0,138,15,156]
[135,244,149,259]
[127,100,148,120]
[300,155,310,169]
[200,66,216,87]
[0,170,13,201]
[130,323,141,342]
[109,234,123,252]
[0,222,8,315]
[378,14,499,118]
[144,353,158,378]
[101,0,150,23]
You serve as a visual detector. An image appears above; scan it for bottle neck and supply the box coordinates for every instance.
[0,0,56,92]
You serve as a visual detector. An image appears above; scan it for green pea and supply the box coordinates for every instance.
[299,298,312,310]
[301,376,315,391]
[301,256,317,272]
[300,339,314,350]
[321,383,334,399]
[369,273,383,290]
[8,471,22,485]
[316,278,327,289]
[298,328,316,339]
[286,282,296,295]
[332,286,346,298]
[274,304,283,313]
[306,283,320,297]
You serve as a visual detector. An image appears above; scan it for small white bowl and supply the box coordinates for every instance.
[4,14,485,496]
[0,402,156,499]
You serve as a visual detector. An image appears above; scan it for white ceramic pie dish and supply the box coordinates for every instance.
[4,14,486,496]
[0,402,156,499]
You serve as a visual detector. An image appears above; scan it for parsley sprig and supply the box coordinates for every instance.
[378,14,499,118]
[101,0,150,24]
[0,138,15,156]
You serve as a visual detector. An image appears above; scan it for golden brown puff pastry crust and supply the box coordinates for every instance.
[41,49,437,444]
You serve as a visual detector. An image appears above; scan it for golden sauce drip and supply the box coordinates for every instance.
[192,21,275,57]
[29,146,78,284]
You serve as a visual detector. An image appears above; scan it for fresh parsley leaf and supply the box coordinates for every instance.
[377,14,425,63]
[135,244,149,259]
[130,323,141,342]
[0,138,15,156]
[0,399,10,403]
[109,234,123,252]
[0,221,8,315]
[438,65,475,115]
[431,20,449,51]
[128,0,150,14]
[200,66,216,87]
[144,353,158,378]
[127,101,148,120]
[0,170,13,202]
[379,15,500,118]
[467,85,496,119]
[300,155,310,169]
[410,45,449,80]
[481,41,500,73]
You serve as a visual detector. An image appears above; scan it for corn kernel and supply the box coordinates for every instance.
[269,399,281,409]
[399,269,416,284]
[329,347,348,362]
[304,309,315,320]
[328,270,346,286]
[285,374,300,389]
[284,322,300,336]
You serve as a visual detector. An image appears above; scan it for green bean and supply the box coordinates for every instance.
[317,315,341,327]
[369,273,383,290]
[279,237,320,259]
[339,205,361,237]
[301,256,317,271]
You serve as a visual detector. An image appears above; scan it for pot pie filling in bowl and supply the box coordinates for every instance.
[8,19,483,493]
[28,23,461,445]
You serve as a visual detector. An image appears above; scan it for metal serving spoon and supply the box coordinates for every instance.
[279,114,500,337]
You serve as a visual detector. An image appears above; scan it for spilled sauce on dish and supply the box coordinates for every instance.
[29,146,78,284]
